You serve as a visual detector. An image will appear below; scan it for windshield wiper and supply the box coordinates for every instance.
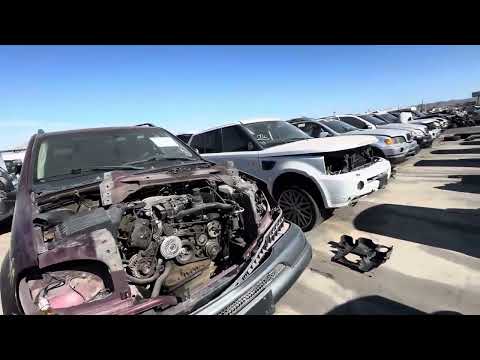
[39,165,144,182]
[71,165,144,173]
[125,155,197,166]
[133,160,210,175]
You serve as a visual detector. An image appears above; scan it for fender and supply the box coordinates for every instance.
[268,157,329,205]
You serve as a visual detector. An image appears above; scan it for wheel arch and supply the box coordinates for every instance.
[272,171,326,209]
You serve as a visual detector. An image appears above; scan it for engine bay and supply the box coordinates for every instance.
[25,168,278,314]
[324,145,378,175]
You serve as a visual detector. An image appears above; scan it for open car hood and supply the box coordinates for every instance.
[259,135,377,157]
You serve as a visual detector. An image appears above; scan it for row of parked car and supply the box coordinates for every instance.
[0,108,457,315]
[176,110,452,232]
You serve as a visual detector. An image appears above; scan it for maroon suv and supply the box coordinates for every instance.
[0,125,311,315]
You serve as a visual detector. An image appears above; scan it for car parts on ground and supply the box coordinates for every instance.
[329,235,393,273]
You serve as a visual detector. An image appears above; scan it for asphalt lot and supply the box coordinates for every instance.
[276,127,480,315]
[1,127,480,315]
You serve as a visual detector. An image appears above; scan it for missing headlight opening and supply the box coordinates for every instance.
[324,145,378,175]
[22,169,285,315]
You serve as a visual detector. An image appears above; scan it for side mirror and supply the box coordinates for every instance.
[247,141,255,151]
[319,132,330,138]
[15,163,22,175]
[194,148,200,154]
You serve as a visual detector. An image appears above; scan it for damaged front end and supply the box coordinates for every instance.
[324,145,379,175]
[17,164,287,315]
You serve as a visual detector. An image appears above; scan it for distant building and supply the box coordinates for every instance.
[473,91,480,105]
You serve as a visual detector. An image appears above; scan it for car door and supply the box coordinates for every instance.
[190,127,261,178]
[217,125,261,178]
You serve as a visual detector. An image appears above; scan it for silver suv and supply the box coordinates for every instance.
[289,117,419,164]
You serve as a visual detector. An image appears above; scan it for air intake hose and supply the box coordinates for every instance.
[174,202,233,219]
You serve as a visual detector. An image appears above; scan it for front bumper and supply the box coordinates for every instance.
[418,135,433,148]
[321,158,392,208]
[192,223,311,315]
[381,143,410,164]
[406,141,420,156]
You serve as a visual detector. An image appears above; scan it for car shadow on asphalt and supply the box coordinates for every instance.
[431,148,480,155]
[326,295,461,315]
[353,204,480,258]
[414,158,480,167]
[460,141,480,146]
[436,175,480,195]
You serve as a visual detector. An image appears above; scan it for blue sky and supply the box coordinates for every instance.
[0,45,479,149]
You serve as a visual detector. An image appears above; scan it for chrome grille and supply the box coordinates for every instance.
[218,265,285,315]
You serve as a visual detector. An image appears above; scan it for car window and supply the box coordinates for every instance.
[221,126,251,152]
[189,133,205,153]
[320,119,357,134]
[177,134,192,143]
[359,114,386,126]
[293,122,321,137]
[34,128,199,183]
[340,116,368,129]
[243,121,310,149]
[375,113,400,123]
[203,130,222,153]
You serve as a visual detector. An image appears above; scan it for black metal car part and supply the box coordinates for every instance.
[330,235,392,273]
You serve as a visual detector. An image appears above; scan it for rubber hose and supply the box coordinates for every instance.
[175,202,233,219]
[125,260,163,285]
[151,262,173,298]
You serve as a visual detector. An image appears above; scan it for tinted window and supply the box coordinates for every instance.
[359,114,386,126]
[243,121,310,149]
[177,134,192,143]
[293,122,321,137]
[189,134,205,152]
[221,126,251,152]
[203,130,222,153]
[375,113,400,123]
[340,116,368,129]
[319,119,357,134]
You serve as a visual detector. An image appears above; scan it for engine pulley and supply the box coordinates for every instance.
[160,236,183,259]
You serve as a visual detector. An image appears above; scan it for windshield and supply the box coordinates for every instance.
[359,114,387,126]
[34,128,201,184]
[320,119,358,134]
[243,121,311,148]
[375,113,399,123]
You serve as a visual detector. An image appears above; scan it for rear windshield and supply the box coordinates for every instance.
[243,121,311,148]
[375,113,400,123]
[34,128,199,183]
[320,119,357,134]
[359,114,387,126]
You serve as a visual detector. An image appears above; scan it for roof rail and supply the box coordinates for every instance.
[136,123,156,127]
[37,129,45,134]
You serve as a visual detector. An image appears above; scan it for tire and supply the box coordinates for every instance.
[277,186,323,232]
[371,147,386,159]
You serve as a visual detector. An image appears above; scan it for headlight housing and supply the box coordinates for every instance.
[384,137,405,145]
